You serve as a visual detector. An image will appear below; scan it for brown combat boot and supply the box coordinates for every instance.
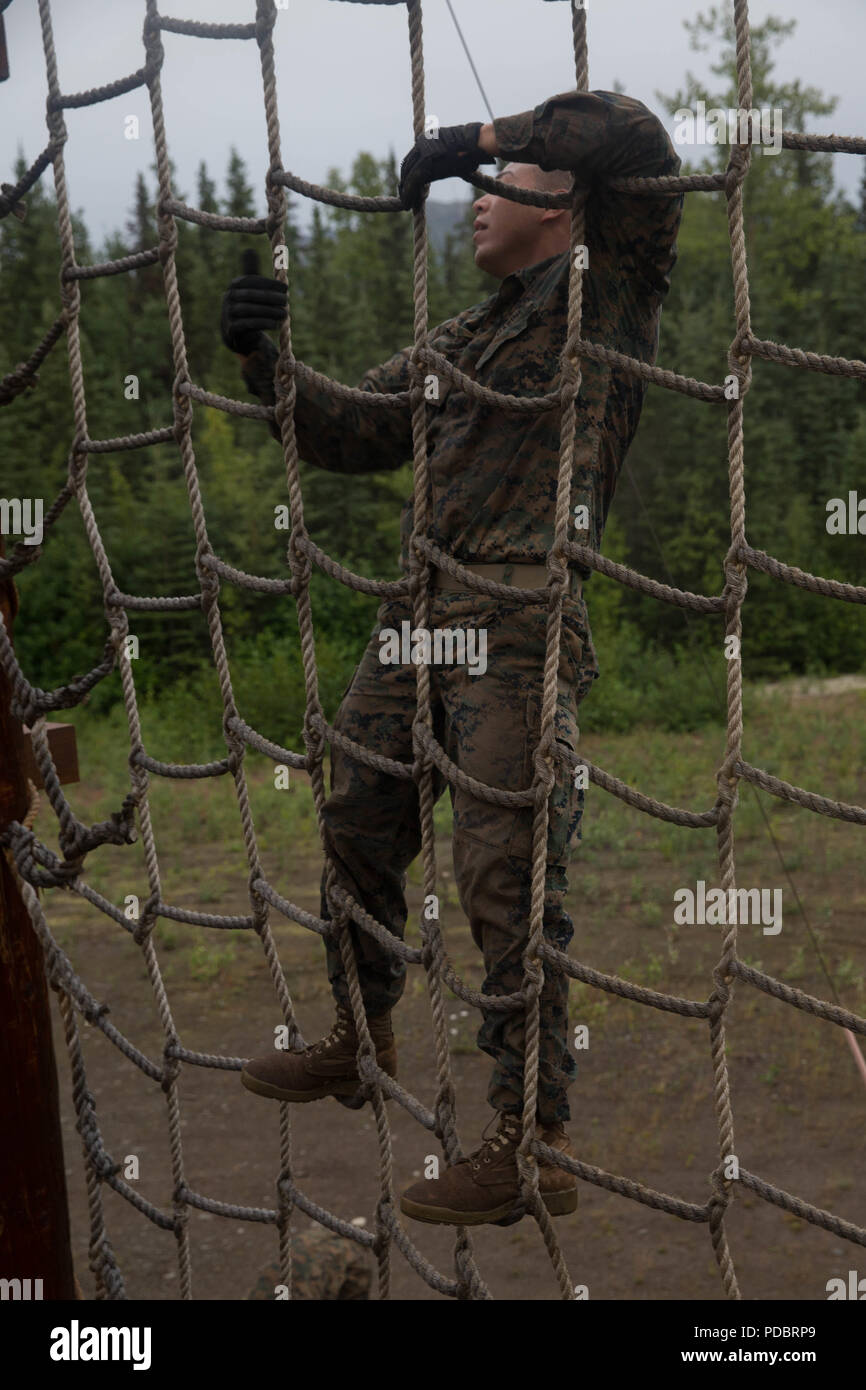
[241,1004,396,1103]
[399,1111,578,1226]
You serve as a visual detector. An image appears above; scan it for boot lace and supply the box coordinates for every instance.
[468,1113,523,1169]
[309,1014,353,1056]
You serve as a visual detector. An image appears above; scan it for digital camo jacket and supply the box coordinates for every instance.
[240,89,683,582]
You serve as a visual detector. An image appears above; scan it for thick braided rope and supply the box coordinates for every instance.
[1,0,864,1302]
[510,0,588,1300]
[403,0,489,1301]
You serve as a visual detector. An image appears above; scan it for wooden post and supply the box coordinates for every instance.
[0,541,76,1299]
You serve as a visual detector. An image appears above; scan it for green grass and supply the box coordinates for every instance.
[40,678,866,1036]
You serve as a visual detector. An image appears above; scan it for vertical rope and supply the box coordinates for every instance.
[404,0,490,1302]
[704,0,755,1304]
[56,989,126,1299]
[10,0,819,1305]
[36,0,197,1298]
[252,0,308,1298]
[514,0,590,1300]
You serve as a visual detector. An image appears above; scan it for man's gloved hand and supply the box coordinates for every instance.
[220,252,287,355]
[398,122,495,210]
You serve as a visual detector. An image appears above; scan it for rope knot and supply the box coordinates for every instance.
[287,530,312,587]
[709,1164,735,1210]
[725,143,751,187]
[171,372,192,428]
[715,767,739,814]
[160,1051,181,1094]
[521,958,544,993]
[532,732,557,793]
[221,708,245,765]
[158,220,178,263]
[255,2,275,46]
[723,567,748,610]
[141,12,164,65]
[301,715,326,765]
[132,893,159,946]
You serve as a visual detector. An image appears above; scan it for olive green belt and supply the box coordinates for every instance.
[433,561,583,598]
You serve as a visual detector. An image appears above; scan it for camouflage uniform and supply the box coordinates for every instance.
[246,1225,371,1300]
[241,91,682,1125]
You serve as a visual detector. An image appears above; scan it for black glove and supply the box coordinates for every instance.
[398,122,495,210]
[220,251,287,355]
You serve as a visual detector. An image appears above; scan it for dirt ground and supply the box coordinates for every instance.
[39,687,866,1302]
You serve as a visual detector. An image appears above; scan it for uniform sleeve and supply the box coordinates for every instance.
[240,295,492,472]
[493,89,683,298]
[240,334,413,473]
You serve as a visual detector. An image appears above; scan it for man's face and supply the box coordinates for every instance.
[472,163,553,279]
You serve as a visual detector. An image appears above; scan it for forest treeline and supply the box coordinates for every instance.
[2,11,864,752]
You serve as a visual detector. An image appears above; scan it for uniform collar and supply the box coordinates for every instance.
[494,250,568,309]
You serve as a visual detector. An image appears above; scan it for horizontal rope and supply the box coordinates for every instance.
[415,540,551,603]
[82,426,176,453]
[729,960,866,1033]
[738,1169,866,1245]
[252,876,333,938]
[271,169,404,212]
[533,1141,709,1222]
[568,335,727,401]
[155,901,256,930]
[178,1185,276,1225]
[312,714,415,780]
[745,332,866,379]
[159,16,258,39]
[781,130,866,154]
[734,759,866,823]
[293,357,409,407]
[378,1201,463,1298]
[0,313,67,403]
[47,65,154,109]
[330,885,424,963]
[0,140,61,217]
[63,247,161,279]
[229,717,309,768]
[71,879,138,933]
[294,536,411,598]
[106,587,202,611]
[165,1043,245,1071]
[357,1057,437,1128]
[10,0,863,1306]
[564,541,727,611]
[104,1174,178,1231]
[538,941,713,1018]
[555,745,721,827]
[277,1177,377,1247]
[179,380,275,419]
[132,749,233,779]
[417,344,562,413]
[743,544,866,604]
[199,551,296,594]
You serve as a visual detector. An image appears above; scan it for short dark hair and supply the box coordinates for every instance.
[532,166,575,196]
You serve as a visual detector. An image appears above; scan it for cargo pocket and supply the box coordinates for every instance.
[507,690,582,866]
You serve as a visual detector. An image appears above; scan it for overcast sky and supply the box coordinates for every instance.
[2,0,864,249]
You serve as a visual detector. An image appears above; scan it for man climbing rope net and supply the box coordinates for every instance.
[221,90,682,1228]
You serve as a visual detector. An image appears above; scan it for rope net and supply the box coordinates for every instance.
[1,0,865,1302]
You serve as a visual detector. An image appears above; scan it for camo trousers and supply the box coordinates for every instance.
[318,588,599,1126]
